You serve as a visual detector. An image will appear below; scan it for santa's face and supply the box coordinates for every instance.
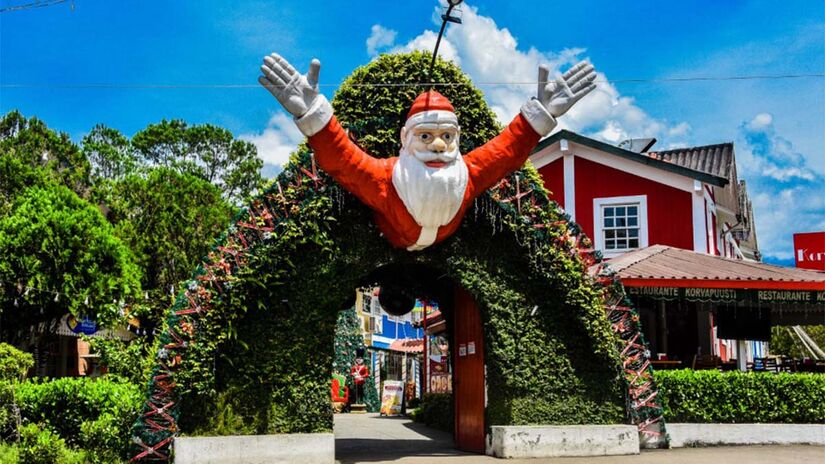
[392,122,469,237]
[403,124,460,168]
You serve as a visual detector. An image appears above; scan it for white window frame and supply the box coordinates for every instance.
[593,195,649,258]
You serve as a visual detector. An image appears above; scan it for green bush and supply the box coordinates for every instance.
[0,345,33,383]
[0,442,19,463]
[412,393,453,433]
[656,370,825,423]
[16,423,89,464]
[16,377,141,458]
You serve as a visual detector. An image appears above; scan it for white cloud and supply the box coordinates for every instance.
[388,30,461,66]
[668,122,691,138]
[366,25,397,57]
[372,3,687,145]
[239,112,304,167]
[746,112,772,132]
[737,113,825,262]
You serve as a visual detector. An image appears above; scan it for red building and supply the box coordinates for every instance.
[529,130,759,261]
[528,131,825,369]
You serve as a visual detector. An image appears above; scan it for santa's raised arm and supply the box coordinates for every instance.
[259,53,596,251]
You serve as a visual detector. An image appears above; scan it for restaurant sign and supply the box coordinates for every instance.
[627,286,825,304]
[794,232,825,271]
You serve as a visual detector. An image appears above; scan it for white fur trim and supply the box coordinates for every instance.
[520,98,557,137]
[404,110,458,131]
[408,226,439,251]
[294,94,333,137]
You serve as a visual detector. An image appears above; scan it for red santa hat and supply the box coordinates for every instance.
[404,90,459,130]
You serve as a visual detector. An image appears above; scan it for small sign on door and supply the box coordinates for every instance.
[467,342,476,355]
[459,344,467,356]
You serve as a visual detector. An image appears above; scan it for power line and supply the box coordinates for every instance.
[0,0,70,13]
[0,73,823,89]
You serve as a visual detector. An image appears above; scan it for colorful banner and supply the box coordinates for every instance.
[379,380,404,416]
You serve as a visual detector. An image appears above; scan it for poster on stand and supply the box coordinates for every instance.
[379,380,404,416]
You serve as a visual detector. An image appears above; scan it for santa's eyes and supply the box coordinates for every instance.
[417,132,455,142]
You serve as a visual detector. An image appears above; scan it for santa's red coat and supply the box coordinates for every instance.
[308,114,541,249]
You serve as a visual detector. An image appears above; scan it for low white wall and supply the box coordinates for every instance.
[668,424,825,448]
[489,425,639,458]
[174,433,334,464]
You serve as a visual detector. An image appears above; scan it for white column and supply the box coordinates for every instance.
[692,181,707,253]
[736,340,748,371]
[563,149,576,221]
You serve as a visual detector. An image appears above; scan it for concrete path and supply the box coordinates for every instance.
[334,413,825,464]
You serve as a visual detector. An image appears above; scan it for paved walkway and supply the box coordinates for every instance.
[334,413,824,464]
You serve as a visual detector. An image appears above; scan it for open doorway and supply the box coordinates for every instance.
[333,263,485,461]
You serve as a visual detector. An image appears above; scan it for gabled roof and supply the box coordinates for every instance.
[603,245,825,290]
[647,143,734,179]
[532,130,729,187]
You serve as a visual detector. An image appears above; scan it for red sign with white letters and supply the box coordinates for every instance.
[794,232,825,271]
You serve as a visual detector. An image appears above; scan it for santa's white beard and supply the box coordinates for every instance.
[392,147,469,231]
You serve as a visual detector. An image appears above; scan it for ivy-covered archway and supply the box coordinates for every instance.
[129,52,664,461]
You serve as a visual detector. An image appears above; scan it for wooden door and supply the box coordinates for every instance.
[452,288,485,453]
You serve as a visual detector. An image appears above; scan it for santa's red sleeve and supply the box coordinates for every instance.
[296,95,391,213]
[463,99,557,196]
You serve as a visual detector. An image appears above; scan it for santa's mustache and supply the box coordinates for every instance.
[409,148,461,165]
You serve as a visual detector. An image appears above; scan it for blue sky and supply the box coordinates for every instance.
[1,0,823,264]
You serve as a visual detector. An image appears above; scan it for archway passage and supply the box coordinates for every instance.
[129,53,666,461]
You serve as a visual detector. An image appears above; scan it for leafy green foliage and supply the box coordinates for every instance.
[16,377,142,456]
[0,184,142,337]
[412,393,453,433]
[82,337,153,385]
[82,124,138,181]
[95,168,235,327]
[656,370,825,423]
[330,50,502,159]
[0,442,19,463]
[0,111,91,197]
[18,423,69,464]
[770,325,825,358]
[0,345,33,383]
[131,119,263,204]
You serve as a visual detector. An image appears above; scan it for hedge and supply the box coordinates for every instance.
[14,377,142,460]
[656,370,825,424]
[412,393,453,433]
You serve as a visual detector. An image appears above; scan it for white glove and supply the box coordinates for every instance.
[537,61,597,118]
[258,53,321,118]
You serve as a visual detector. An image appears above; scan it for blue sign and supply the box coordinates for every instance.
[66,315,97,335]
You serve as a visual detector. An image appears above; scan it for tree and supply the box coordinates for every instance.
[771,325,825,358]
[82,124,138,180]
[0,184,142,339]
[99,168,235,327]
[0,111,91,196]
[130,120,263,204]
[333,307,380,412]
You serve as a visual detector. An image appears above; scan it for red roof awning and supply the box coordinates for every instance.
[389,339,424,353]
[600,245,825,291]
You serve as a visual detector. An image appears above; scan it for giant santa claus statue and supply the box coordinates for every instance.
[259,53,596,251]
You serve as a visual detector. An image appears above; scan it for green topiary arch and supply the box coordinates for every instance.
[129,52,664,461]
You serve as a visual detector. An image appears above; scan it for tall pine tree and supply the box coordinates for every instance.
[333,306,380,412]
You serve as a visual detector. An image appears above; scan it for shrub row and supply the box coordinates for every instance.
[1,377,142,463]
[655,370,825,424]
[411,393,453,433]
